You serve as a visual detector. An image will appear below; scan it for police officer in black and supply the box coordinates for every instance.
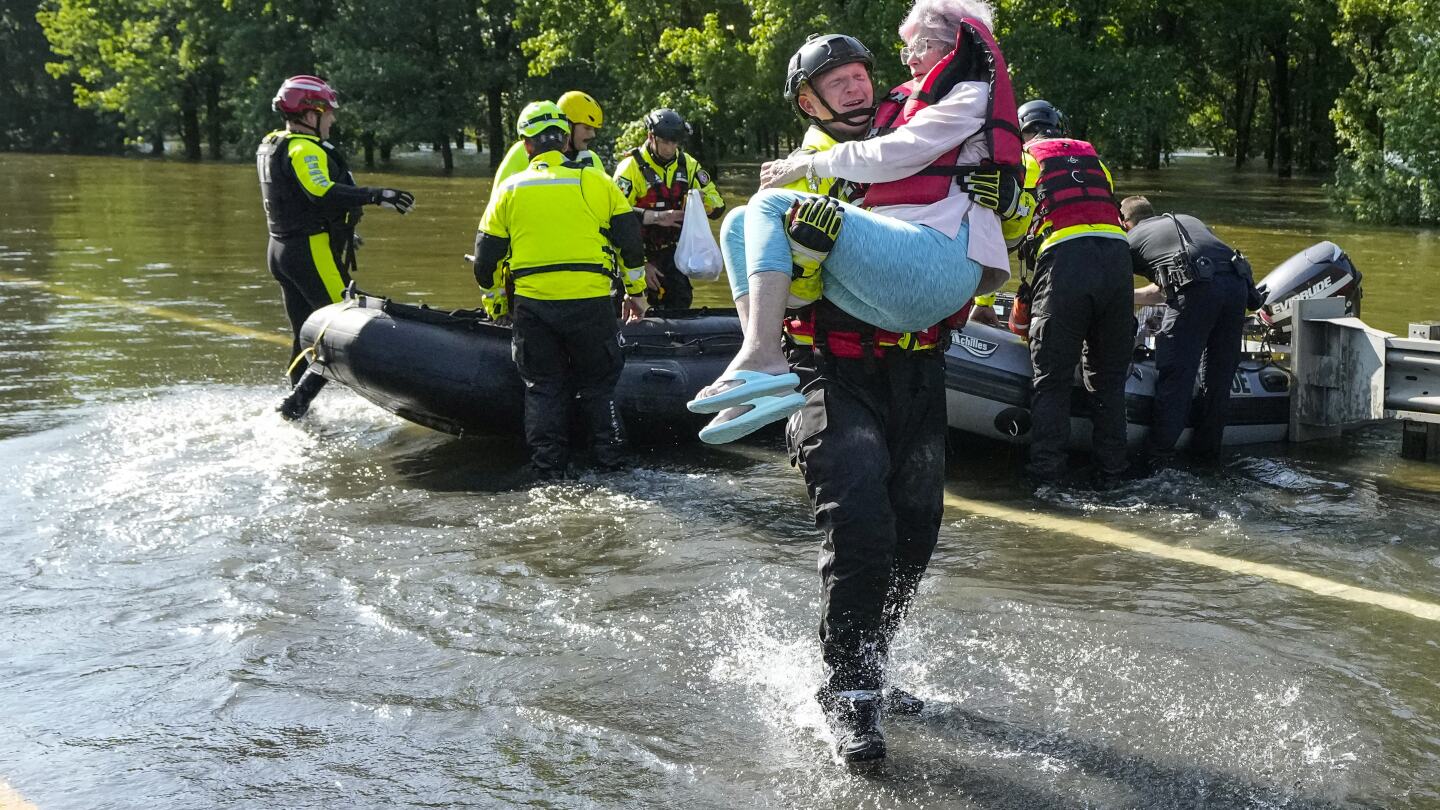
[258,75,414,419]
[1122,195,1255,467]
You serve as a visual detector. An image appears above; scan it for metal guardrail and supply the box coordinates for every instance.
[1289,298,1440,459]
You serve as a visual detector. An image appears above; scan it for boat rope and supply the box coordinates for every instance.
[286,299,356,377]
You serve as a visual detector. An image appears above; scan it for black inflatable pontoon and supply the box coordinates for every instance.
[299,294,740,439]
[299,241,1362,448]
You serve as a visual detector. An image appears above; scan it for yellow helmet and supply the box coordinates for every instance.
[557,91,603,128]
[517,100,570,138]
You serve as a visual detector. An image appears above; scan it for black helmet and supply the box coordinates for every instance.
[1018,99,1065,137]
[783,33,874,104]
[783,33,876,135]
[644,108,691,142]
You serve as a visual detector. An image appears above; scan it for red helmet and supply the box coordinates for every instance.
[272,75,340,115]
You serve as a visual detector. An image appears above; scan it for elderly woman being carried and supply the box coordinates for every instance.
[688,0,1022,443]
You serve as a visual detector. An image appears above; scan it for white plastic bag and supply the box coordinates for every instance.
[674,188,724,282]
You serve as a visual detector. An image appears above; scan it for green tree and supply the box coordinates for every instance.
[1,0,122,151]
[37,0,225,158]
[318,0,488,174]
[1331,0,1439,223]
[216,0,316,155]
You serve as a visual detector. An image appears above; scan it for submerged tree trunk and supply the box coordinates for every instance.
[205,71,223,160]
[1232,50,1259,168]
[1267,37,1293,178]
[487,86,504,170]
[181,81,202,160]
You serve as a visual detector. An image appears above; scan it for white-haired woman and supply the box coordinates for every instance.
[692,0,1013,443]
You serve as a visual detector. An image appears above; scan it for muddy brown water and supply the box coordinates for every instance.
[1,152,1438,808]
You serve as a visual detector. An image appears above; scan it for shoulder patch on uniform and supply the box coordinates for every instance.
[696,170,710,186]
[616,176,633,196]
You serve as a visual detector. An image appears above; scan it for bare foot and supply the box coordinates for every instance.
[705,402,755,429]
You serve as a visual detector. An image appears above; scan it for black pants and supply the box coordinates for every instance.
[1027,237,1135,481]
[511,295,627,472]
[786,346,947,692]
[644,246,693,311]
[267,234,350,386]
[1149,272,1251,461]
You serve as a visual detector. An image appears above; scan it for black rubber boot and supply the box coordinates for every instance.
[276,368,327,421]
[883,686,924,717]
[817,688,885,769]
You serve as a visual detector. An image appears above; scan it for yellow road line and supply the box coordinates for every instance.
[945,492,1440,623]
[0,782,37,810]
[0,271,290,347]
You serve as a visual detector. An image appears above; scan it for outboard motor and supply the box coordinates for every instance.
[1255,241,1362,343]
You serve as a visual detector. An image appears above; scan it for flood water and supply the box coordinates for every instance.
[2,151,1439,808]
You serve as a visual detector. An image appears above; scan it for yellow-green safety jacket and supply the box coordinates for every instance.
[474,150,646,303]
[494,140,604,187]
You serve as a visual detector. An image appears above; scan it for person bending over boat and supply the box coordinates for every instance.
[258,75,415,421]
[612,109,726,311]
[1008,100,1133,490]
[473,102,647,479]
[493,90,608,186]
[697,1,1021,768]
[1122,196,1259,470]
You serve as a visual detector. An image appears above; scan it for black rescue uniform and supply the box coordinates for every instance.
[1128,214,1253,462]
[778,125,956,699]
[474,149,646,474]
[1015,139,1133,485]
[256,130,371,386]
[786,328,948,695]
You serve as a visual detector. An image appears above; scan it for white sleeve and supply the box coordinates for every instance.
[809,81,988,183]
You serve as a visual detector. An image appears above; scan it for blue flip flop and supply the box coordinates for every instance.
[687,370,801,414]
[698,392,807,445]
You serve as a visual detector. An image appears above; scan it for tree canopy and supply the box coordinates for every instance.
[2,0,1435,223]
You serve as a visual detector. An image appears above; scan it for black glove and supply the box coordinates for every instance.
[957,169,1022,219]
[786,196,844,269]
[372,188,415,214]
[785,196,843,304]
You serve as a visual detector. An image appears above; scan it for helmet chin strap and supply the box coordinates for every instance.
[289,109,323,137]
[806,94,875,141]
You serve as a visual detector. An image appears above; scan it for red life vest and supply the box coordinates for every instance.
[628,146,696,253]
[628,146,692,211]
[1024,138,1122,236]
[863,17,1021,208]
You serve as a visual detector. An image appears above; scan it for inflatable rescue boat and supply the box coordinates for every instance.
[299,241,1361,448]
